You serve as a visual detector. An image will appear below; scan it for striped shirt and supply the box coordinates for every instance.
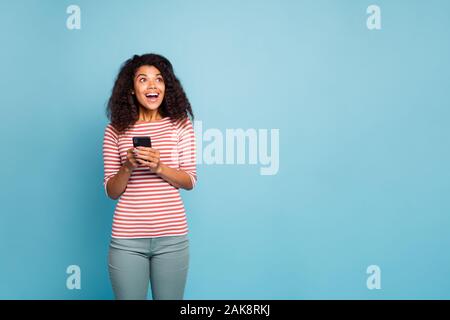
[102,116,197,239]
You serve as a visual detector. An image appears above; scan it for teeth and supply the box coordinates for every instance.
[146,93,158,97]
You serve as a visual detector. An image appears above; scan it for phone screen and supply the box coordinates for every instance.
[133,136,152,148]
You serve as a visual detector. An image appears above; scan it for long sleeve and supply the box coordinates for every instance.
[102,124,122,197]
[177,117,197,189]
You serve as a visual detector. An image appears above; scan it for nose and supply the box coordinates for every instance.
[147,80,157,89]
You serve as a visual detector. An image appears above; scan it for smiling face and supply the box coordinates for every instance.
[133,65,165,113]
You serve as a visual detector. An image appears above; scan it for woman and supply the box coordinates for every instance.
[102,53,196,300]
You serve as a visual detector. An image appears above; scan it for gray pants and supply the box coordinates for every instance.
[108,234,189,300]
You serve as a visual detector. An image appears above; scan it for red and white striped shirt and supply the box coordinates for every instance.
[102,116,197,239]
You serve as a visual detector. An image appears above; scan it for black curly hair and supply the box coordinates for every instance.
[106,53,194,132]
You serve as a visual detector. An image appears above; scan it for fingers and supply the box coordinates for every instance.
[127,148,138,167]
[127,148,136,159]
[136,159,159,172]
[129,147,160,171]
[129,157,138,167]
[135,148,160,162]
[136,155,159,164]
[136,146,160,155]
[135,154,160,169]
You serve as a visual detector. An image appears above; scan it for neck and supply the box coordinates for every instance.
[138,108,162,122]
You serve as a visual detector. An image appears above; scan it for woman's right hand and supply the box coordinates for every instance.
[124,148,139,171]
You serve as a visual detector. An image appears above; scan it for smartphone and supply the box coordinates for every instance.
[133,136,152,148]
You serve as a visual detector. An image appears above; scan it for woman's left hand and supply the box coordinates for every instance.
[134,147,163,174]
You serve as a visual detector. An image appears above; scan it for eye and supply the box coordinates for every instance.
[156,77,163,82]
[139,78,146,83]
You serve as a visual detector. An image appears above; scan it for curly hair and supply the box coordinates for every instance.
[106,53,194,133]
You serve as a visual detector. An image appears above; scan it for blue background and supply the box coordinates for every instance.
[0,0,449,299]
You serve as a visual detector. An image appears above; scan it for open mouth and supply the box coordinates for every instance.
[145,92,159,102]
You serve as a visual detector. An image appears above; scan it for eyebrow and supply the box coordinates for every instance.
[135,73,162,79]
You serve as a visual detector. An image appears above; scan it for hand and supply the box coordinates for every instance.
[124,148,139,171]
[134,146,163,174]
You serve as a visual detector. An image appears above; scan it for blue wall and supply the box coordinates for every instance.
[1,0,449,299]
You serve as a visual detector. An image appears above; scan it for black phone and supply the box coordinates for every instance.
[133,136,152,148]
